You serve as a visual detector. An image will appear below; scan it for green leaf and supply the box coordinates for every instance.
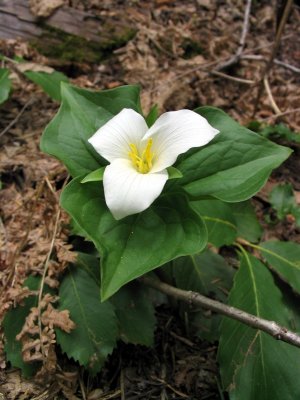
[167,166,183,180]
[61,178,207,300]
[250,121,300,144]
[229,200,262,242]
[145,104,158,127]
[24,70,68,101]
[56,265,118,375]
[269,183,298,220]
[191,199,237,246]
[292,207,300,227]
[111,282,156,346]
[41,83,141,177]
[192,199,262,246]
[0,68,11,104]
[81,167,105,183]
[260,241,300,296]
[218,251,300,400]
[173,250,234,341]
[76,252,100,283]
[173,250,234,302]
[177,107,292,202]
[3,277,41,377]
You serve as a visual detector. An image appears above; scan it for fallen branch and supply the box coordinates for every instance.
[140,275,300,348]
[260,107,300,122]
[209,69,254,84]
[0,98,34,138]
[252,0,294,115]
[242,55,300,74]
[263,76,281,114]
[216,0,252,71]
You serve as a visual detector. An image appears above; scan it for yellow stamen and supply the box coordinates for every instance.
[128,138,154,174]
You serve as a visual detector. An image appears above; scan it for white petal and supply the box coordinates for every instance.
[142,110,219,173]
[88,108,148,162]
[103,159,168,220]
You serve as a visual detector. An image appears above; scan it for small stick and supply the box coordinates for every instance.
[242,55,300,74]
[120,369,126,400]
[208,69,254,84]
[139,275,300,348]
[150,33,293,96]
[79,372,87,400]
[216,0,252,71]
[0,98,34,138]
[37,175,68,361]
[37,207,61,361]
[260,107,300,122]
[263,76,281,114]
[252,0,294,116]
[273,58,300,74]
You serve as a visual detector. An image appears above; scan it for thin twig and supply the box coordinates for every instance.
[216,0,252,71]
[0,98,34,138]
[242,55,300,74]
[139,275,300,348]
[260,107,300,122]
[149,33,293,96]
[252,0,294,116]
[273,58,300,74]
[79,372,87,400]
[37,174,68,361]
[120,368,126,400]
[153,376,189,399]
[208,69,254,84]
[37,207,61,361]
[263,76,281,114]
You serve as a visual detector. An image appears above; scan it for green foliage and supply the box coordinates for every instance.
[229,200,262,242]
[38,82,298,395]
[3,277,43,377]
[111,283,156,346]
[0,60,69,102]
[269,183,300,226]
[61,177,207,300]
[145,104,159,127]
[167,166,183,180]
[191,199,237,246]
[248,121,300,144]
[56,265,118,375]
[173,250,234,341]
[191,199,262,246]
[0,68,11,104]
[81,167,105,183]
[41,83,141,176]
[259,241,300,295]
[177,107,291,202]
[24,70,68,101]
[173,250,234,303]
[218,251,300,400]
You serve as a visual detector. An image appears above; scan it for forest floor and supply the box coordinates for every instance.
[0,0,300,399]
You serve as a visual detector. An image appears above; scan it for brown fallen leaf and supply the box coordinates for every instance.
[17,62,54,74]
[29,0,66,18]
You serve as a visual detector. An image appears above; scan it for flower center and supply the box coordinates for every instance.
[129,138,154,174]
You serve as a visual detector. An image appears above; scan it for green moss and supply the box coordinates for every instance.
[30,23,136,63]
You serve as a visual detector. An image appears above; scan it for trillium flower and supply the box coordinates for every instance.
[88,108,219,220]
